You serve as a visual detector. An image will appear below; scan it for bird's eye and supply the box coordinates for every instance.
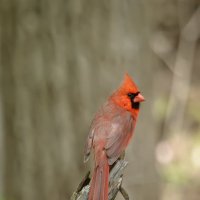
[127,93,134,99]
[127,92,140,99]
[127,93,132,96]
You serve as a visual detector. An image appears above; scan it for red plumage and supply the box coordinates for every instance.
[84,74,144,200]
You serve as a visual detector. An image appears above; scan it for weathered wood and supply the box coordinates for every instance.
[71,160,129,200]
[120,187,130,200]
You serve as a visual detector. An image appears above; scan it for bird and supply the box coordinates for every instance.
[84,73,144,200]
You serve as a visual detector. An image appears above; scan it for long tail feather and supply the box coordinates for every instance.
[88,155,109,200]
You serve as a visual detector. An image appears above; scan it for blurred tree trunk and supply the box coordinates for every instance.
[0,0,161,200]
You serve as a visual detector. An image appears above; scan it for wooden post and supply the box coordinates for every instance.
[71,160,130,200]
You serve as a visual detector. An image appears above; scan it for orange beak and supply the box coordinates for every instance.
[134,93,145,103]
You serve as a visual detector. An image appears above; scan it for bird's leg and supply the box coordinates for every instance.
[110,151,126,171]
[119,151,125,160]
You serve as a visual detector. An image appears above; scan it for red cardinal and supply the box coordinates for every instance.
[84,73,144,200]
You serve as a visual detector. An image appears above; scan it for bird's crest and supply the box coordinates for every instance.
[118,73,139,94]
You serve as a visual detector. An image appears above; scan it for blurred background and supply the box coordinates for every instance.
[0,0,200,200]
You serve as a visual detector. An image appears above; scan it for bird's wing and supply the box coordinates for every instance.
[84,103,135,165]
[84,103,112,163]
[105,110,134,165]
[84,110,110,163]
[84,122,95,162]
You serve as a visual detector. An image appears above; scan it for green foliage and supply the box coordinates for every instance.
[0,196,5,200]
[162,164,189,186]
[188,101,200,122]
